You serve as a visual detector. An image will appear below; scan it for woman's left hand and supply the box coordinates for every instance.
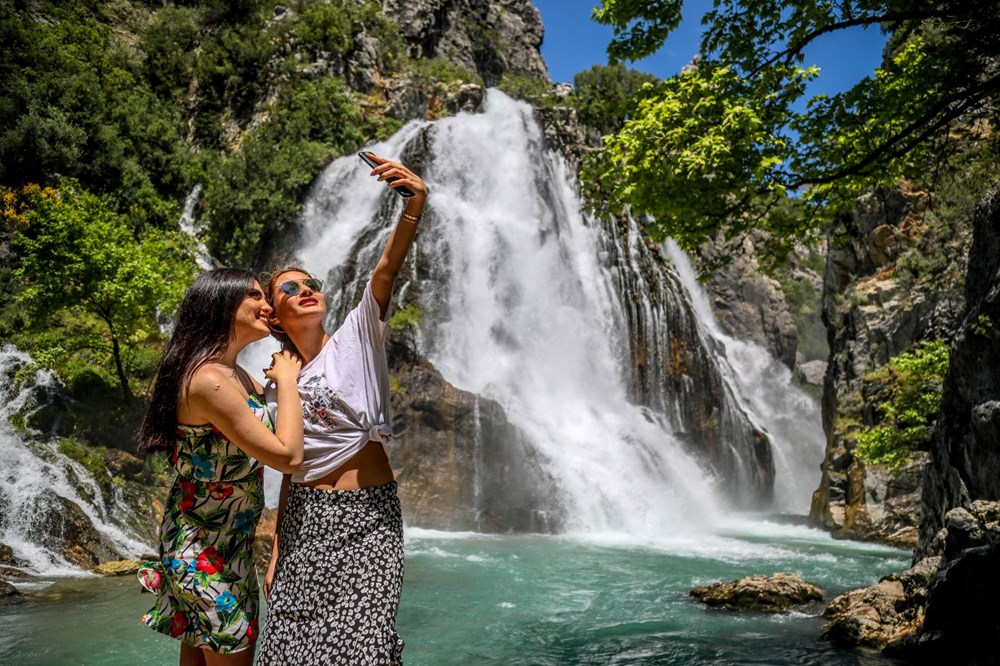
[365,154,428,205]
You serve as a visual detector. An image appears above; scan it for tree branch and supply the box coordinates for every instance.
[787,72,1000,189]
[753,7,962,74]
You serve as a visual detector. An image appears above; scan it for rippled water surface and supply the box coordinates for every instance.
[0,522,910,665]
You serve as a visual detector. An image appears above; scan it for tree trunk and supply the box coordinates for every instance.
[110,332,132,404]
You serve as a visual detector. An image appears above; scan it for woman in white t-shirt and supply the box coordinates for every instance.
[255,153,426,666]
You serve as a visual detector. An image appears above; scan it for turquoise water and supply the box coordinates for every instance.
[0,522,909,665]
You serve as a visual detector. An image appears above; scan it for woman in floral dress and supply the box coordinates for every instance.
[138,268,305,666]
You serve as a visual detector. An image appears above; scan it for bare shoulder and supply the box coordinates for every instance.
[187,364,239,401]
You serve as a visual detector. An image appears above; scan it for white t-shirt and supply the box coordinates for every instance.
[265,280,394,484]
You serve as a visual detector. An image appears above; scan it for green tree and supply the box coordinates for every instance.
[7,181,196,401]
[200,77,387,268]
[0,4,191,228]
[572,63,658,134]
[588,0,1000,258]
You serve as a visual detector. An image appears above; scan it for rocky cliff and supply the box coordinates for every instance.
[918,187,1000,555]
[382,0,548,86]
[697,231,801,370]
[810,181,971,547]
[782,185,1000,664]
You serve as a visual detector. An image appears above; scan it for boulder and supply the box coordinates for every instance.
[94,560,141,576]
[690,572,823,612]
[823,556,940,649]
[0,579,21,602]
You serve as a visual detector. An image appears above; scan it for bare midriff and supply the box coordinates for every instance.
[300,440,395,490]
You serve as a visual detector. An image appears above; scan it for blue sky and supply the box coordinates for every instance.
[532,1,888,100]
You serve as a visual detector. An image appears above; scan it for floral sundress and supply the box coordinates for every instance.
[139,392,272,654]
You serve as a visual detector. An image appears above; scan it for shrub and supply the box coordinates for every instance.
[855,340,950,469]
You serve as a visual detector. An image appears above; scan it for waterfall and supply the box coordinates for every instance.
[0,346,149,574]
[246,90,825,535]
[664,242,826,512]
[179,183,213,270]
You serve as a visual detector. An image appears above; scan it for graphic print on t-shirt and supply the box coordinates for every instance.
[301,375,340,429]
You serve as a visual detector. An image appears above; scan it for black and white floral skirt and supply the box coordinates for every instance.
[257,481,404,665]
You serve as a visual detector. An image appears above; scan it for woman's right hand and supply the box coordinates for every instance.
[264,349,301,385]
[264,556,277,601]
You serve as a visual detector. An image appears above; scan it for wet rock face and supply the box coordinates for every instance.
[0,580,21,601]
[386,338,564,532]
[811,181,971,546]
[698,231,799,369]
[919,188,1000,556]
[690,573,823,612]
[38,493,125,569]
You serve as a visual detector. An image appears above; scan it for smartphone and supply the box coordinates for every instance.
[358,152,415,198]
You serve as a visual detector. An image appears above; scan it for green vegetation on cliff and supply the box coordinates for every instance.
[6,182,194,402]
[855,340,950,469]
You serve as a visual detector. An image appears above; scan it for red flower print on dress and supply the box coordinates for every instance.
[169,611,188,637]
[196,546,226,574]
[247,617,259,643]
[178,479,197,513]
[208,482,234,500]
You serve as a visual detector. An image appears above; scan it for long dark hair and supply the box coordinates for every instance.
[138,268,257,453]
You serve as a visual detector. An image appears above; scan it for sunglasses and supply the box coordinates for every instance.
[278,277,324,296]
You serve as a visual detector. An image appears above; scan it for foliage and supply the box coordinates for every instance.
[496,72,560,109]
[406,57,483,88]
[971,314,997,340]
[571,63,658,135]
[854,340,950,469]
[388,304,423,350]
[588,0,1000,261]
[296,0,405,71]
[6,182,196,400]
[0,0,448,439]
[388,304,423,332]
[139,6,201,104]
[0,4,190,227]
[200,77,379,268]
[776,264,826,362]
[59,437,107,479]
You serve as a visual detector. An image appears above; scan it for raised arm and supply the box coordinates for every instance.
[364,153,429,319]
[186,352,304,473]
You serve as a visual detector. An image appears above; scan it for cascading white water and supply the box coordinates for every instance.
[0,345,149,574]
[253,91,737,538]
[664,242,827,512]
[245,90,827,533]
[179,184,213,270]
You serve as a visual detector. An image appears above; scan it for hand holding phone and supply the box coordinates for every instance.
[358,152,416,198]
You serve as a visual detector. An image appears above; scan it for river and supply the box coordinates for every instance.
[0,524,907,665]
